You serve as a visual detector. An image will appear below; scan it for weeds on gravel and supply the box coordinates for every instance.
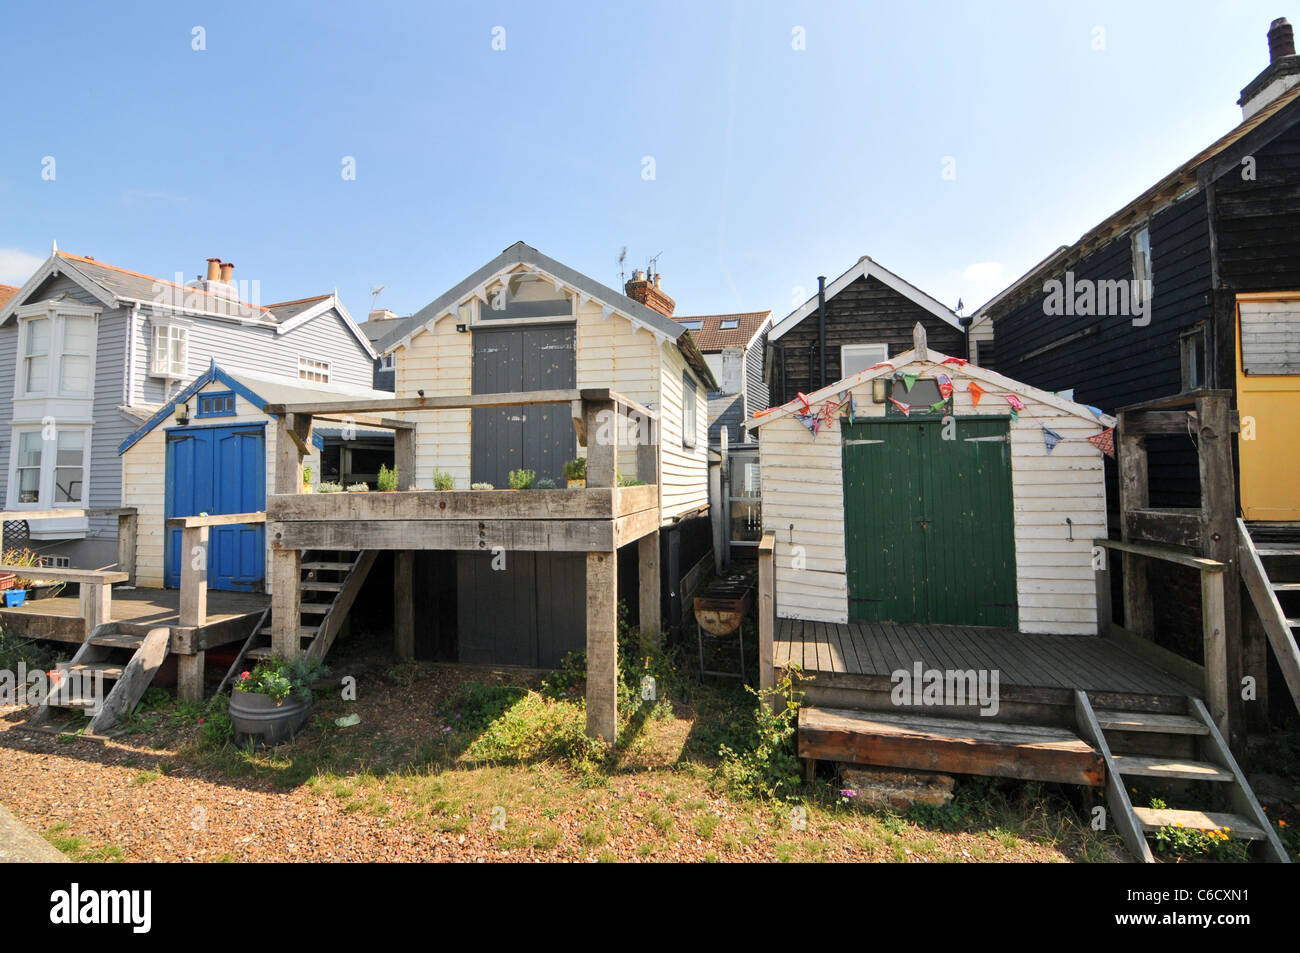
[0,626,65,673]
[714,666,806,802]
[43,823,124,863]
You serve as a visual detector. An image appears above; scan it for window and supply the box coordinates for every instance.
[152,324,188,377]
[682,371,698,448]
[679,320,703,331]
[841,343,890,378]
[1132,226,1152,306]
[381,354,395,371]
[1180,324,1208,391]
[40,556,71,569]
[197,391,236,418]
[59,316,93,394]
[24,317,50,394]
[719,319,739,330]
[8,426,90,508]
[299,356,330,383]
[1240,301,1300,376]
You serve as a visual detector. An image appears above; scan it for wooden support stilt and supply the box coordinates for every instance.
[586,550,618,743]
[758,530,776,704]
[394,551,415,661]
[179,525,209,629]
[177,651,206,703]
[271,548,302,657]
[638,531,659,639]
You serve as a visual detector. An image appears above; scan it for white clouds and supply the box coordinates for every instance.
[962,261,1004,283]
[0,248,45,285]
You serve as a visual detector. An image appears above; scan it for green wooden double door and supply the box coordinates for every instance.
[841,418,1017,628]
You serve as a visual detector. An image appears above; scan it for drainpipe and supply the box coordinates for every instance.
[125,303,139,406]
[817,276,827,388]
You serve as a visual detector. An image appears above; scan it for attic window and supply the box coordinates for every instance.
[719,319,739,330]
[151,324,188,378]
[841,343,890,378]
[197,391,236,418]
[680,320,704,331]
[885,378,944,416]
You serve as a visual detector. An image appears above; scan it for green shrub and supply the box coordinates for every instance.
[471,482,494,490]
[507,469,536,490]
[377,464,398,492]
[715,666,807,801]
[535,478,557,490]
[199,695,235,747]
[233,655,328,704]
[317,481,342,493]
[562,458,586,480]
[432,470,455,491]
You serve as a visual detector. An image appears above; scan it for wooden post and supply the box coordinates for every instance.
[271,548,302,657]
[177,651,205,703]
[274,412,311,495]
[1094,555,1113,637]
[638,531,660,639]
[632,410,658,486]
[117,511,137,586]
[758,530,776,703]
[179,525,208,629]
[394,550,415,660]
[1117,422,1153,638]
[585,550,618,743]
[1200,567,1230,740]
[1197,393,1242,750]
[79,580,112,639]
[583,397,617,489]
[666,525,681,638]
[394,427,415,490]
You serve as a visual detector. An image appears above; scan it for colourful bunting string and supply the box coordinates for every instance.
[929,400,947,415]
[936,374,954,400]
[795,392,811,414]
[796,412,820,435]
[1087,427,1116,458]
[941,357,968,367]
[889,397,911,417]
[870,361,895,371]
[902,373,919,392]
[1005,394,1024,411]
[1084,405,1104,419]
[968,382,985,408]
[1042,426,1063,453]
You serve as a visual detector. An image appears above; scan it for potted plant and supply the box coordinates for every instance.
[346,482,369,493]
[1,547,61,603]
[507,468,536,490]
[317,481,342,493]
[228,654,327,746]
[432,470,455,491]
[301,464,314,493]
[471,482,494,491]
[563,458,586,489]
[377,464,398,492]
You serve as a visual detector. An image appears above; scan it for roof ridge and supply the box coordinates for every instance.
[267,294,331,308]
[56,251,270,311]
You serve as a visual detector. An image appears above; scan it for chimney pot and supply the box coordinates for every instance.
[205,258,221,281]
[219,261,234,283]
[653,273,662,289]
[1269,17,1296,63]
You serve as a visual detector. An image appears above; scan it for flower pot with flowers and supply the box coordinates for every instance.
[228,654,327,746]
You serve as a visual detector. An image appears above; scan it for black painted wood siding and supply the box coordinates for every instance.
[769,275,965,406]
[1214,120,1300,293]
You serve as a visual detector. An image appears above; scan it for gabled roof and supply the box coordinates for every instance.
[117,361,392,455]
[767,255,963,343]
[974,86,1300,319]
[269,293,377,359]
[374,241,717,389]
[0,284,18,312]
[747,338,1115,432]
[673,311,770,351]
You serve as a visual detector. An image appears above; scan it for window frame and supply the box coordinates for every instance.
[1131,225,1153,307]
[151,322,190,379]
[1179,323,1209,391]
[299,355,331,384]
[840,342,890,379]
[14,305,100,399]
[682,370,698,449]
[718,319,739,331]
[6,423,93,510]
[196,390,237,418]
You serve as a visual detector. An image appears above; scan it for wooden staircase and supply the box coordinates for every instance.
[29,625,170,737]
[217,549,376,692]
[1238,519,1300,715]
[1074,690,1288,862]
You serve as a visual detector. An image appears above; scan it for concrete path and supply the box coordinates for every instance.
[0,802,68,862]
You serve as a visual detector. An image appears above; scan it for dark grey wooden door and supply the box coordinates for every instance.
[471,324,576,487]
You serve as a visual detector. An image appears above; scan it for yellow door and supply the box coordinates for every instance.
[1237,293,1300,521]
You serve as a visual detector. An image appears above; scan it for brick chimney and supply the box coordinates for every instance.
[1239,17,1300,119]
[624,268,676,317]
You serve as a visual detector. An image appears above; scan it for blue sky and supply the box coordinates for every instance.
[0,0,1287,321]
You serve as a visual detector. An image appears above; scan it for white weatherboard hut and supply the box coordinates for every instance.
[748,324,1117,636]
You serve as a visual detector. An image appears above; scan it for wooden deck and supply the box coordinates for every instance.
[0,588,268,645]
[775,619,1197,722]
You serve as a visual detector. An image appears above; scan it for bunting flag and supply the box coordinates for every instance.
[870,361,895,371]
[1087,427,1116,458]
[901,373,919,392]
[889,397,912,417]
[929,400,947,415]
[1042,426,1063,453]
[796,412,820,435]
[967,381,985,408]
[1005,393,1023,422]
[936,374,954,400]
[795,392,811,414]
[841,391,856,424]
[1084,405,1104,419]
[941,357,968,367]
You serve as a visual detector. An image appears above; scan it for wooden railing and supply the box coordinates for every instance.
[164,512,267,628]
[1094,537,1228,738]
[757,529,776,707]
[0,564,129,638]
[0,507,139,585]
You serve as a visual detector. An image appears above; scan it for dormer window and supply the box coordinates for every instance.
[152,323,189,378]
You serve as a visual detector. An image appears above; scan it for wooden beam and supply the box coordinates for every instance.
[306,412,415,430]
[0,565,128,585]
[179,525,209,629]
[1073,691,1154,861]
[583,396,617,490]
[394,551,414,661]
[1122,508,1202,549]
[166,512,267,529]
[394,428,415,491]
[269,488,627,521]
[1238,518,1300,717]
[270,548,302,657]
[1201,567,1230,740]
[1092,538,1224,572]
[117,511,137,586]
[274,413,309,495]
[79,580,112,640]
[265,389,584,417]
[1121,410,1197,435]
[270,518,615,552]
[758,530,776,703]
[638,531,660,639]
[1117,423,1153,639]
[585,551,618,743]
[177,651,206,703]
[614,505,660,547]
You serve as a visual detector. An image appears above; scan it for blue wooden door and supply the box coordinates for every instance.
[165,425,266,591]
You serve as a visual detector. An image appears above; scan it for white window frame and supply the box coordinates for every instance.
[381,353,395,371]
[841,343,890,378]
[5,424,93,511]
[151,322,189,379]
[14,303,100,399]
[299,355,331,383]
[467,275,578,328]
[1132,225,1153,307]
[682,371,698,449]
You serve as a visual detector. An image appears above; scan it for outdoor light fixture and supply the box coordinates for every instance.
[175,401,190,425]
[872,379,888,403]
[456,323,468,333]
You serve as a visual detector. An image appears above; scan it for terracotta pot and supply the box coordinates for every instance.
[567,479,586,489]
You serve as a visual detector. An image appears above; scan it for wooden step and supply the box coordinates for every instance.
[64,662,124,680]
[1271,582,1300,592]
[88,632,143,649]
[300,604,331,614]
[1257,548,1300,557]
[301,581,343,592]
[798,706,1104,786]
[1131,807,1267,840]
[1111,755,1234,782]
[303,561,355,571]
[46,693,99,711]
[1093,710,1208,735]
[259,626,320,638]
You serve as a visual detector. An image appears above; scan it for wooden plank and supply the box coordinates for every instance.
[394,429,415,491]
[1073,690,1154,862]
[1117,422,1153,639]
[86,627,170,736]
[614,505,659,547]
[179,525,208,629]
[311,551,378,661]
[758,532,775,697]
[1238,518,1300,715]
[1200,567,1229,740]
[274,413,306,495]
[117,511,137,587]
[638,531,660,639]
[1105,625,1206,693]
[166,512,267,529]
[1120,410,1197,435]
[1110,755,1234,782]
[1092,538,1224,572]
[266,388,584,416]
[798,705,1104,787]
[270,518,615,552]
[269,488,623,521]
[1092,710,1208,734]
[79,581,112,640]
[177,651,205,703]
[1131,807,1265,840]
[394,551,414,661]
[0,565,128,585]
[585,551,618,742]
[583,397,617,490]
[1123,508,1201,549]
[270,548,302,658]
